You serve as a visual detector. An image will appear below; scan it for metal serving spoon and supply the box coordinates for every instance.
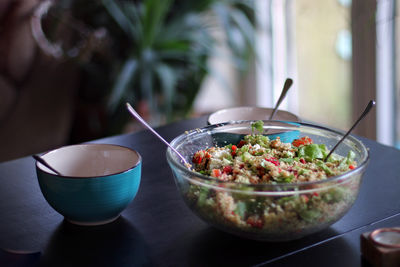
[268,78,293,120]
[32,154,62,175]
[324,100,376,162]
[126,103,191,168]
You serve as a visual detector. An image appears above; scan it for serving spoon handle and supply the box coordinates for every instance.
[268,78,293,120]
[126,103,190,167]
[324,100,376,162]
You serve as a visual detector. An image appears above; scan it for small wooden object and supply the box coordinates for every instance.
[361,227,400,267]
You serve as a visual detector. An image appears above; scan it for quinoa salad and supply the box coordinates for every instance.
[184,121,361,239]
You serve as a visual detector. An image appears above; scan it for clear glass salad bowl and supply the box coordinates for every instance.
[166,121,369,241]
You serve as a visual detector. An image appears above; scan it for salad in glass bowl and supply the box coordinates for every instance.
[166,120,369,241]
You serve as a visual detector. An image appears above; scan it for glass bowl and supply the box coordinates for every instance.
[166,120,369,241]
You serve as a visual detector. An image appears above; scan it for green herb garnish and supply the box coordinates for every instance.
[251,120,264,135]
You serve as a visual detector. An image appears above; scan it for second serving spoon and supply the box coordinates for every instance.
[324,100,376,162]
[268,78,293,120]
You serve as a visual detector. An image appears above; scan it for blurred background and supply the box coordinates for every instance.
[0,0,398,162]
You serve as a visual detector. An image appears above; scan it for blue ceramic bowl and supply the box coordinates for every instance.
[36,144,141,225]
[208,107,301,144]
[207,106,300,125]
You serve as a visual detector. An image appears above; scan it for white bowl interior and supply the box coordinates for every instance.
[208,106,299,125]
[38,144,140,177]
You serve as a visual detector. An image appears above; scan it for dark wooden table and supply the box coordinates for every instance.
[0,116,399,267]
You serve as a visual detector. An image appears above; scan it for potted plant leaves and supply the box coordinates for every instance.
[32,0,256,141]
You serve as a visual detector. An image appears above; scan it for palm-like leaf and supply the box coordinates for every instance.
[101,0,137,40]
[108,58,138,111]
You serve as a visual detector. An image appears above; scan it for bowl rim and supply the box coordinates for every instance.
[36,143,142,179]
[166,120,370,190]
[207,106,300,125]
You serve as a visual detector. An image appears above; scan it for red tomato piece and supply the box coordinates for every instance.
[265,157,280,166]
[237,140,246,148]
[292,136,313,147]
[246,217,263,229]
[223,165,233,174]
[212,169,222,177]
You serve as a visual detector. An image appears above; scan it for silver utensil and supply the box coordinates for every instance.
[324,100,376,162]
[32,154,62,175]
[268,78,293,120]
[126,103,191,168]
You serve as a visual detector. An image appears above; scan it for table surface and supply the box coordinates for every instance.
[0,116,399,267]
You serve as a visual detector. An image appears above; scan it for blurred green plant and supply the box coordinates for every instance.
[41,0,255,135]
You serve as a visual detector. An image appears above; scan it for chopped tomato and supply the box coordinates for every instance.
[265,157,280,166]
[212,169,222,177]
[300,158,306,164]
[349,165,355,170]
[192,155,202,164]
[192,150,210,164]
[231,145,237,156]
[292,136,313,147]
[237,140,246,148]
[223,165,233,174]
[246,217,263,229]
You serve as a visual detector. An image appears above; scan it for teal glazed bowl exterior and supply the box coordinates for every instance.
[36,144,141,226]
